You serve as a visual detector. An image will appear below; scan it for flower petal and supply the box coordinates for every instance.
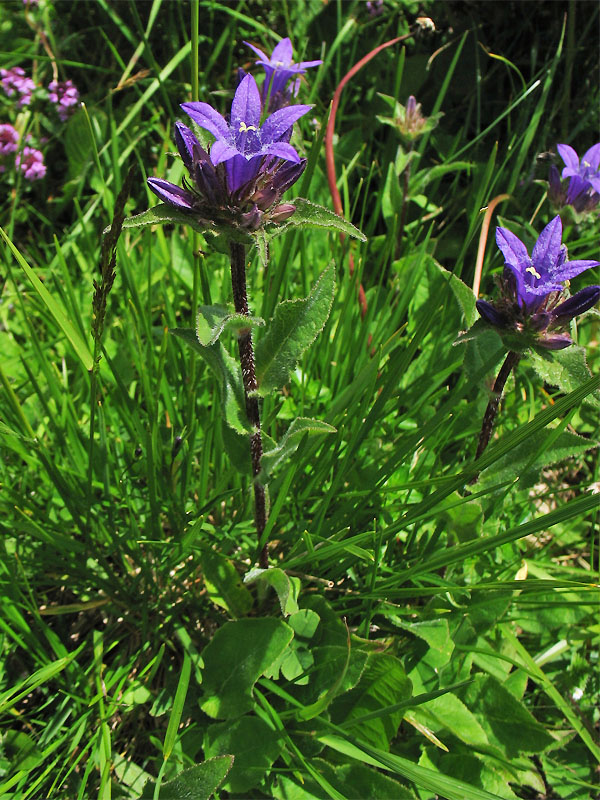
[244,41,269,63]
[557,143,579,173]
[270,38,293,65]
[495,226,531,273]
[476,299,507,327]
[181,101,230,140]
[552,258,600,282]
[231,74,262,131]
[581,142,600,171]
[297,59,323,69]
[531,216,562,279]
[261,141,301,162]
[174,122,199,174]
[147,178,195,210]
[553,285,600,322]
[260,104,312,144]
[210,139,240,165]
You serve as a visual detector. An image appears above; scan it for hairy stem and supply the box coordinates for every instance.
[475,350,521,461]
[229,241,268,568]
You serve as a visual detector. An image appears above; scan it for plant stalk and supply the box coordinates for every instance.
[229,241,268,568]
[475,350,520,461]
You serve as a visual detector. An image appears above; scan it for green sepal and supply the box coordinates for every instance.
[255,262,336,395]
[171,328,251,434]
[196,305,265,347]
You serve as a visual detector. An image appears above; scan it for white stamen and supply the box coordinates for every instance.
[238,122,257,133]
[526,266,541,279]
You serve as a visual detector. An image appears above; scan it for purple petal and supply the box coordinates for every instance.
[552,258,600,282]
[581,143,600,171]
[566,174,591,204]
[174,122,199,174]
[553,285,600,321]
[210,139,240,165]
[261,141,301,162]
[531,216,562,279]
[244,41,269,62]
[181,101,230,140]
[476,300,506,327]
[270,38,294,65]
[225,154,262,194]
[260,104,312,144]
[589,176,600,193]
[557,143,579,174]
[147,178,195,210]
[297,59,323,69]
[231,74,261,131]
[539,334,573,350]
[496,226,531,273]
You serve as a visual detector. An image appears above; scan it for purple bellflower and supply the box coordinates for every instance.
[244,38,322,108]
[148,75,309,231]
[548,143,600,214]
[477,216,600,350]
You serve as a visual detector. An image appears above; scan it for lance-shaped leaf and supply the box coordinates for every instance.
[196,305,265,347]
[267,198,366,241]
[171,328,250,434]
[255,262,335,395]
[140,757,233,800]
[260,417,336,480]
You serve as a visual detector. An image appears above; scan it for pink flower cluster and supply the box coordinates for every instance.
[0,123,45,181]
[1,67,36,108]
[48,79,79,121]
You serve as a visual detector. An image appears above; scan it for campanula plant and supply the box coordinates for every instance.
[127,38,363,568]
[548,142,600,214]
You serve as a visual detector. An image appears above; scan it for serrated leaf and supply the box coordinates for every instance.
[244,567,300,616]
[528,345,600,408]
[268,198,366,241]
[171,328,250,434]
[260,417,336,480]
[140,757,233,800]
[437,264,478,327]
[204,716,281,794]
[200,618,293,718]
[196,305,265,347]
[202,552,253,618]
[255,263,335,395]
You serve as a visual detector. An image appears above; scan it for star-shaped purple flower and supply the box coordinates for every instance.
[181,73,310,194]
[245,37,322,101]
[557,143,600,194]
[476,216,600,349]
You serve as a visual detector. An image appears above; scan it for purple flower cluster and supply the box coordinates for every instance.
[1,67,36,108]
[0,123,19,156]
[477,217,600,349]
[48,79,79,121]
[148,39,321,231]
[548,143,600,214]
[16,145,46,180]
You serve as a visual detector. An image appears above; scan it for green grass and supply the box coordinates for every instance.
[0,1,599,798]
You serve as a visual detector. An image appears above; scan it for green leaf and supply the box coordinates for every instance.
[528,345,600,408]
[0,227,94,371]
[203,552,253,618]
[171,329,250,434]
[255,263,336,395]
[196,305,265,347]
[120,203,254,247]
[288,609,321,640]
[407,691,489,750]
[244,567,300,616]
[204,716,282,793]
[163,652,191,760]
[260,417,337,480]
[269,198,366,241]
[331,653,412,750]
[297,645,369,720]
[140,757,233,800]
[200,618,293,718]
[437,264,478,327]
[332,763,417,799]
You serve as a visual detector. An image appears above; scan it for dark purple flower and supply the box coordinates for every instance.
[0,123,19,156]
[548,144,600,214]
[476,216,600,349]
[147,119,306,232]
[244,38,321,106]
[48,79,79,121]
[557,143,600,193]
[366,0,384,17]
[181,73,310,194]
[1,67,35,108]
[16,146,46,180]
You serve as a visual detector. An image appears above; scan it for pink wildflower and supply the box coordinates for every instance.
[0,123,19,156]
[16,146,46,181]
[48,79,79,121]
[1,67,36,108]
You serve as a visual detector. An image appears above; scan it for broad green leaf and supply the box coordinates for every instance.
[288,609,321,640]
[297,645,369,720]
[2,731,44,771]
[196,305,265,347]
[140,757,233,800]
[244,567,300,616]
[462,674,553,756]
[0,227,94,371]
[528,345,600,408]
[203,552,253,618]
[200,618,293,718]
[437,264,478,327]
[204,716,282,793]
[260,417,337,480]
[269,198,366,241]
[171,329,250,434]
[120,203,253,246]
[319,735,504,800]
[330,653,412,750]
[255,263,335,395]
[407,691,489,750]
